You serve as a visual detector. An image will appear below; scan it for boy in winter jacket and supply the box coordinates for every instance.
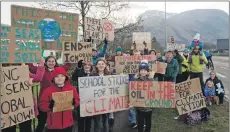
[39,67,80,132]
[154,51,164,81]
[131,60,154,132]
[204,80,216,106]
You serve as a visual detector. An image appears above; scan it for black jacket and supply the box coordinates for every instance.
[205,77,224,95]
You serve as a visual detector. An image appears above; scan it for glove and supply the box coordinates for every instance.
[49,99,55,110]
[72,98,76,106]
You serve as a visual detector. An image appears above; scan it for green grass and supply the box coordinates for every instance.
[151,102,229,132]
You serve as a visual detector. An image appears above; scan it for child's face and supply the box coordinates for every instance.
[156,52,161,58]
[96,60,106,72]
[140,69,148,76]
[208,83,212,88]
[54,74,66,85]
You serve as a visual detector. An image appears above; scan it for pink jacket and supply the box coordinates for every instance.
[29,66,45,116]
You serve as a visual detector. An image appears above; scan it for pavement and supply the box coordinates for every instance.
[204,56,229,100]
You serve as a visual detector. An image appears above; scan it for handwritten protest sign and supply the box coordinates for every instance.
[11,5,79,50]
[129,81,175,108]
[78,75,129,117]
[115,55,167,74]
[175,78,206,115]
[0,25,41,63]
[84,17,114,41]
[1,65,35,129]
[133,32,152,50]
[52,91,74,112]
[167,43,185,52]
[62,41,92,63]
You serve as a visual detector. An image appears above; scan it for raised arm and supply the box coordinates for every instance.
[97,39,108,57]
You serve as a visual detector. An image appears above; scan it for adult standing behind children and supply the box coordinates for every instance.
[181,48,190,82]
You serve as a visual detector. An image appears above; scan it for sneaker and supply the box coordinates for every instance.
[174,116,179,120]
[131,123,137,128]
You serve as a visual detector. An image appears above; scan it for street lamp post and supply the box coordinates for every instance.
[165,0,167,49]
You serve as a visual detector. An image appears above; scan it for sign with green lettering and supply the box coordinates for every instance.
[11,5,79,50]
[0,25,41,63]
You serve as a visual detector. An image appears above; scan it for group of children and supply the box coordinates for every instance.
[2,35,225,132]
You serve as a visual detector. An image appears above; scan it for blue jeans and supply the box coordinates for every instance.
[129,108,136,124]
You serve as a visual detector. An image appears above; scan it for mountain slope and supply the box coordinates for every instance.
[139,9,228,45]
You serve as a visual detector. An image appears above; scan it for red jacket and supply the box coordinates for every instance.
[27,63,71,98]
[39,67,79,130]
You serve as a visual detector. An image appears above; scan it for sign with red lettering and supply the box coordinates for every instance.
[1,65,35,129]
[175,78,206,115]
[78,75,129,117]
[129,81,176,108]
[84,17,114,41]
[115,55,166,75]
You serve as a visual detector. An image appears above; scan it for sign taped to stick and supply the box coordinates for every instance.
[129,81,176,108]
[62,41,92,63]
[52,91,74,112]
[84,17,114,41]
[11,5,79,50]
[133,32,152,50]
[78,75,129,117]
[1,65,35,129]
[0,26,41,63]
[175,78,206,115]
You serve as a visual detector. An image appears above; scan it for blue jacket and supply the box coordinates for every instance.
[204,51,212,58]
[189,41,203,50]
[92,40,108,65]
[204,86,215,97]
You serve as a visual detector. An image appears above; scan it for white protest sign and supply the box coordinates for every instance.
[167,43,185,51]
[132,32,152,50]
[84,17,114,41]
[78,75,129,117]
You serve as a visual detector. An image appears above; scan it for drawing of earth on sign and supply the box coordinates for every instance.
[38,18,61,41]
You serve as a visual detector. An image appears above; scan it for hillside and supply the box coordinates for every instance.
[139,9,228,45]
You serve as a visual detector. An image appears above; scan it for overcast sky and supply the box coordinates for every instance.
[1,2,229,25]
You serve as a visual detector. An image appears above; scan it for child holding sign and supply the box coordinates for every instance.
[39,67,79,132]
[131,60,154,132]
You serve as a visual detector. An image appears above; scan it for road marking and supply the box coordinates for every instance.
[216,72,226,78]
[220,67,229,70]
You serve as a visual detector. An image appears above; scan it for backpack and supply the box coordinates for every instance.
[184,108,211,125]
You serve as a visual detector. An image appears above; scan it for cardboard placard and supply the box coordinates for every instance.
[132,32,152,50]
[1,26,41,63]
[62,41,92,63]
[78,75,129,117]
[115,55,167,74]
[166,43,185,52]
[129,81,176,108]
[52,91,74,113]
[1,65,35,129]
[84,17,114,41]
[11,5,79,50]
[175,78,206,115]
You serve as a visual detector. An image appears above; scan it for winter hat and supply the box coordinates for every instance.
[116,47,123,52]
[193,33,200,40]
[51,67,69,82]
[184,48,190,53]
[139,60,150,72]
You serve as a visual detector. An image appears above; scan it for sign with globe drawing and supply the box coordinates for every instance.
[11,5,79,50]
